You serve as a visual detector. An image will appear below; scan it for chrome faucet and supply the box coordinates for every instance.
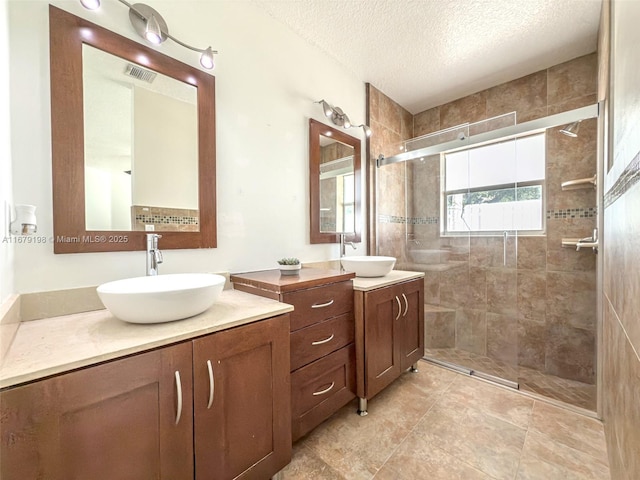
[339,232,357,258]
[146,234,163,276]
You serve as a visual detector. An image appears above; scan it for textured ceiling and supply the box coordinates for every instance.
[252,0,602,114]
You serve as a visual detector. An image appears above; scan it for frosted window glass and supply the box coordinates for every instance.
[445,133,544,190]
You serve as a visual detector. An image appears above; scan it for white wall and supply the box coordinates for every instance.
[1,0,14,303]
[132,86,198,209]
[7,0,367,293]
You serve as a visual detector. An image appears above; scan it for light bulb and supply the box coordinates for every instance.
[80,0,101,10]
[320,100,333,118]
[342,114,351,129]
[144,15,163,44]
[200,47,215,69]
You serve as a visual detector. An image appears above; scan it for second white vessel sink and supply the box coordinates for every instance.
[340,256,396,277]
[97,273,226,324]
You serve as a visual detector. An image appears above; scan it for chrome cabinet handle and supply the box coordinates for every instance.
[174,371,183,425]
[402,293,408,317]
[312,333,335,346]
[206,360,215,409]
[312,381,335,396]
[311,299,334,309]
[395,296,401,320]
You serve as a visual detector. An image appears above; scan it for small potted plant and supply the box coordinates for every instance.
[277,257,301,276]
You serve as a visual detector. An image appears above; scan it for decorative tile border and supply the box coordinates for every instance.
[134,214,199,225]
[604,151,640,208]
[378,214,439,225]
[546,207,597,219]
[131,205,199,232]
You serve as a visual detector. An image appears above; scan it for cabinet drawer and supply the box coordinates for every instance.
[291,344,356,441]
[283,281,353,331]
[290,312,354,371]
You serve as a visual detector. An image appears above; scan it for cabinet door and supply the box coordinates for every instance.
[399,278,425,371]
[193,315,291,480]
[0,342,194,480]
[363,284,402,399]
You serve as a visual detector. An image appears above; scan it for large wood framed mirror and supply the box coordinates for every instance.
[309,118,361,244]
[49,6,216,253]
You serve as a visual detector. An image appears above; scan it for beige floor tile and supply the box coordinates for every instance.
[280,444,346,479]
[286,363,610,480]
[301,399,414,479]
[529,401,608,464]
[442,375,534,428]
[413,397,527,479]
[381,432,492,479]
[516,431,610,479]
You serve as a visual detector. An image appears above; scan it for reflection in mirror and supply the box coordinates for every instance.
[319,136,355,233]
[309,118,361,244]
[83,45,199,232]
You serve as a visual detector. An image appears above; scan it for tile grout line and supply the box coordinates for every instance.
[372,370,461,478]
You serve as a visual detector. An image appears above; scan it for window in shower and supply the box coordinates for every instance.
[443,133,545,234]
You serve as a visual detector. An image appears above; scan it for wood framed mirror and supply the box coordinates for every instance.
[49,6,216,253]
[309,118,361,244]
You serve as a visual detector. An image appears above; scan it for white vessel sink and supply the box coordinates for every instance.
[341,256,396,278]
[97,273,226,324]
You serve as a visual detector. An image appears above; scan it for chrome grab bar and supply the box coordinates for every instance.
[312,334,335,346]
[576,228,598,252]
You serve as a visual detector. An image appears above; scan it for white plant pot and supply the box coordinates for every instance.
[279,264,301,275]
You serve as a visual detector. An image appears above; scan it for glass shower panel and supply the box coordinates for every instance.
[375,110,599,411]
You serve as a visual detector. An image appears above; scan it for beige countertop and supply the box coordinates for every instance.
[0,289,293,389]
[352,270,425,292]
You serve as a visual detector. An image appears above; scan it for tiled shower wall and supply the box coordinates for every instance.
[369,53,598,384]
[602,0,640,477]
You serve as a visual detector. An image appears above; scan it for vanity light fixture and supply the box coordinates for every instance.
[316,99,372,137]
[79,0,218,70]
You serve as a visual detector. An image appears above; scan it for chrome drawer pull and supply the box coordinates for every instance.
[395,296,401,320]
[206,360,215,409]
[311,299,334,309]
[311,333,335,346]
[175,371,183,425]
[312,381,335,396]
[402,293,408,317]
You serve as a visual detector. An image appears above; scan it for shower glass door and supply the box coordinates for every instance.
[402,133,547,387]
[375,109,599,411]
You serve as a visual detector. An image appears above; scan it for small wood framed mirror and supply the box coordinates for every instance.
[309,118,361,244]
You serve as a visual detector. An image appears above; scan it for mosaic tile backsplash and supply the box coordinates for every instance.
[131,205,199,232]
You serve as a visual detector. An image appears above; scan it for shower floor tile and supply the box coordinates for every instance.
[424,347,597,411]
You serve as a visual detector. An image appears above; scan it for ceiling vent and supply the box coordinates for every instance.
[124,63,157,83]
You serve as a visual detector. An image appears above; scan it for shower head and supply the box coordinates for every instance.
[559,121,581,137]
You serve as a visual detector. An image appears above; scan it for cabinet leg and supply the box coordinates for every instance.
[410,363,419,373]
[357,397,368,416]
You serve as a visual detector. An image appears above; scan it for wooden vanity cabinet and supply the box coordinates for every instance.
[0,315,291,480]
[355,277,424,406]
[231,269,357,441]
[0,342,194,480]
[193,314,291,480]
